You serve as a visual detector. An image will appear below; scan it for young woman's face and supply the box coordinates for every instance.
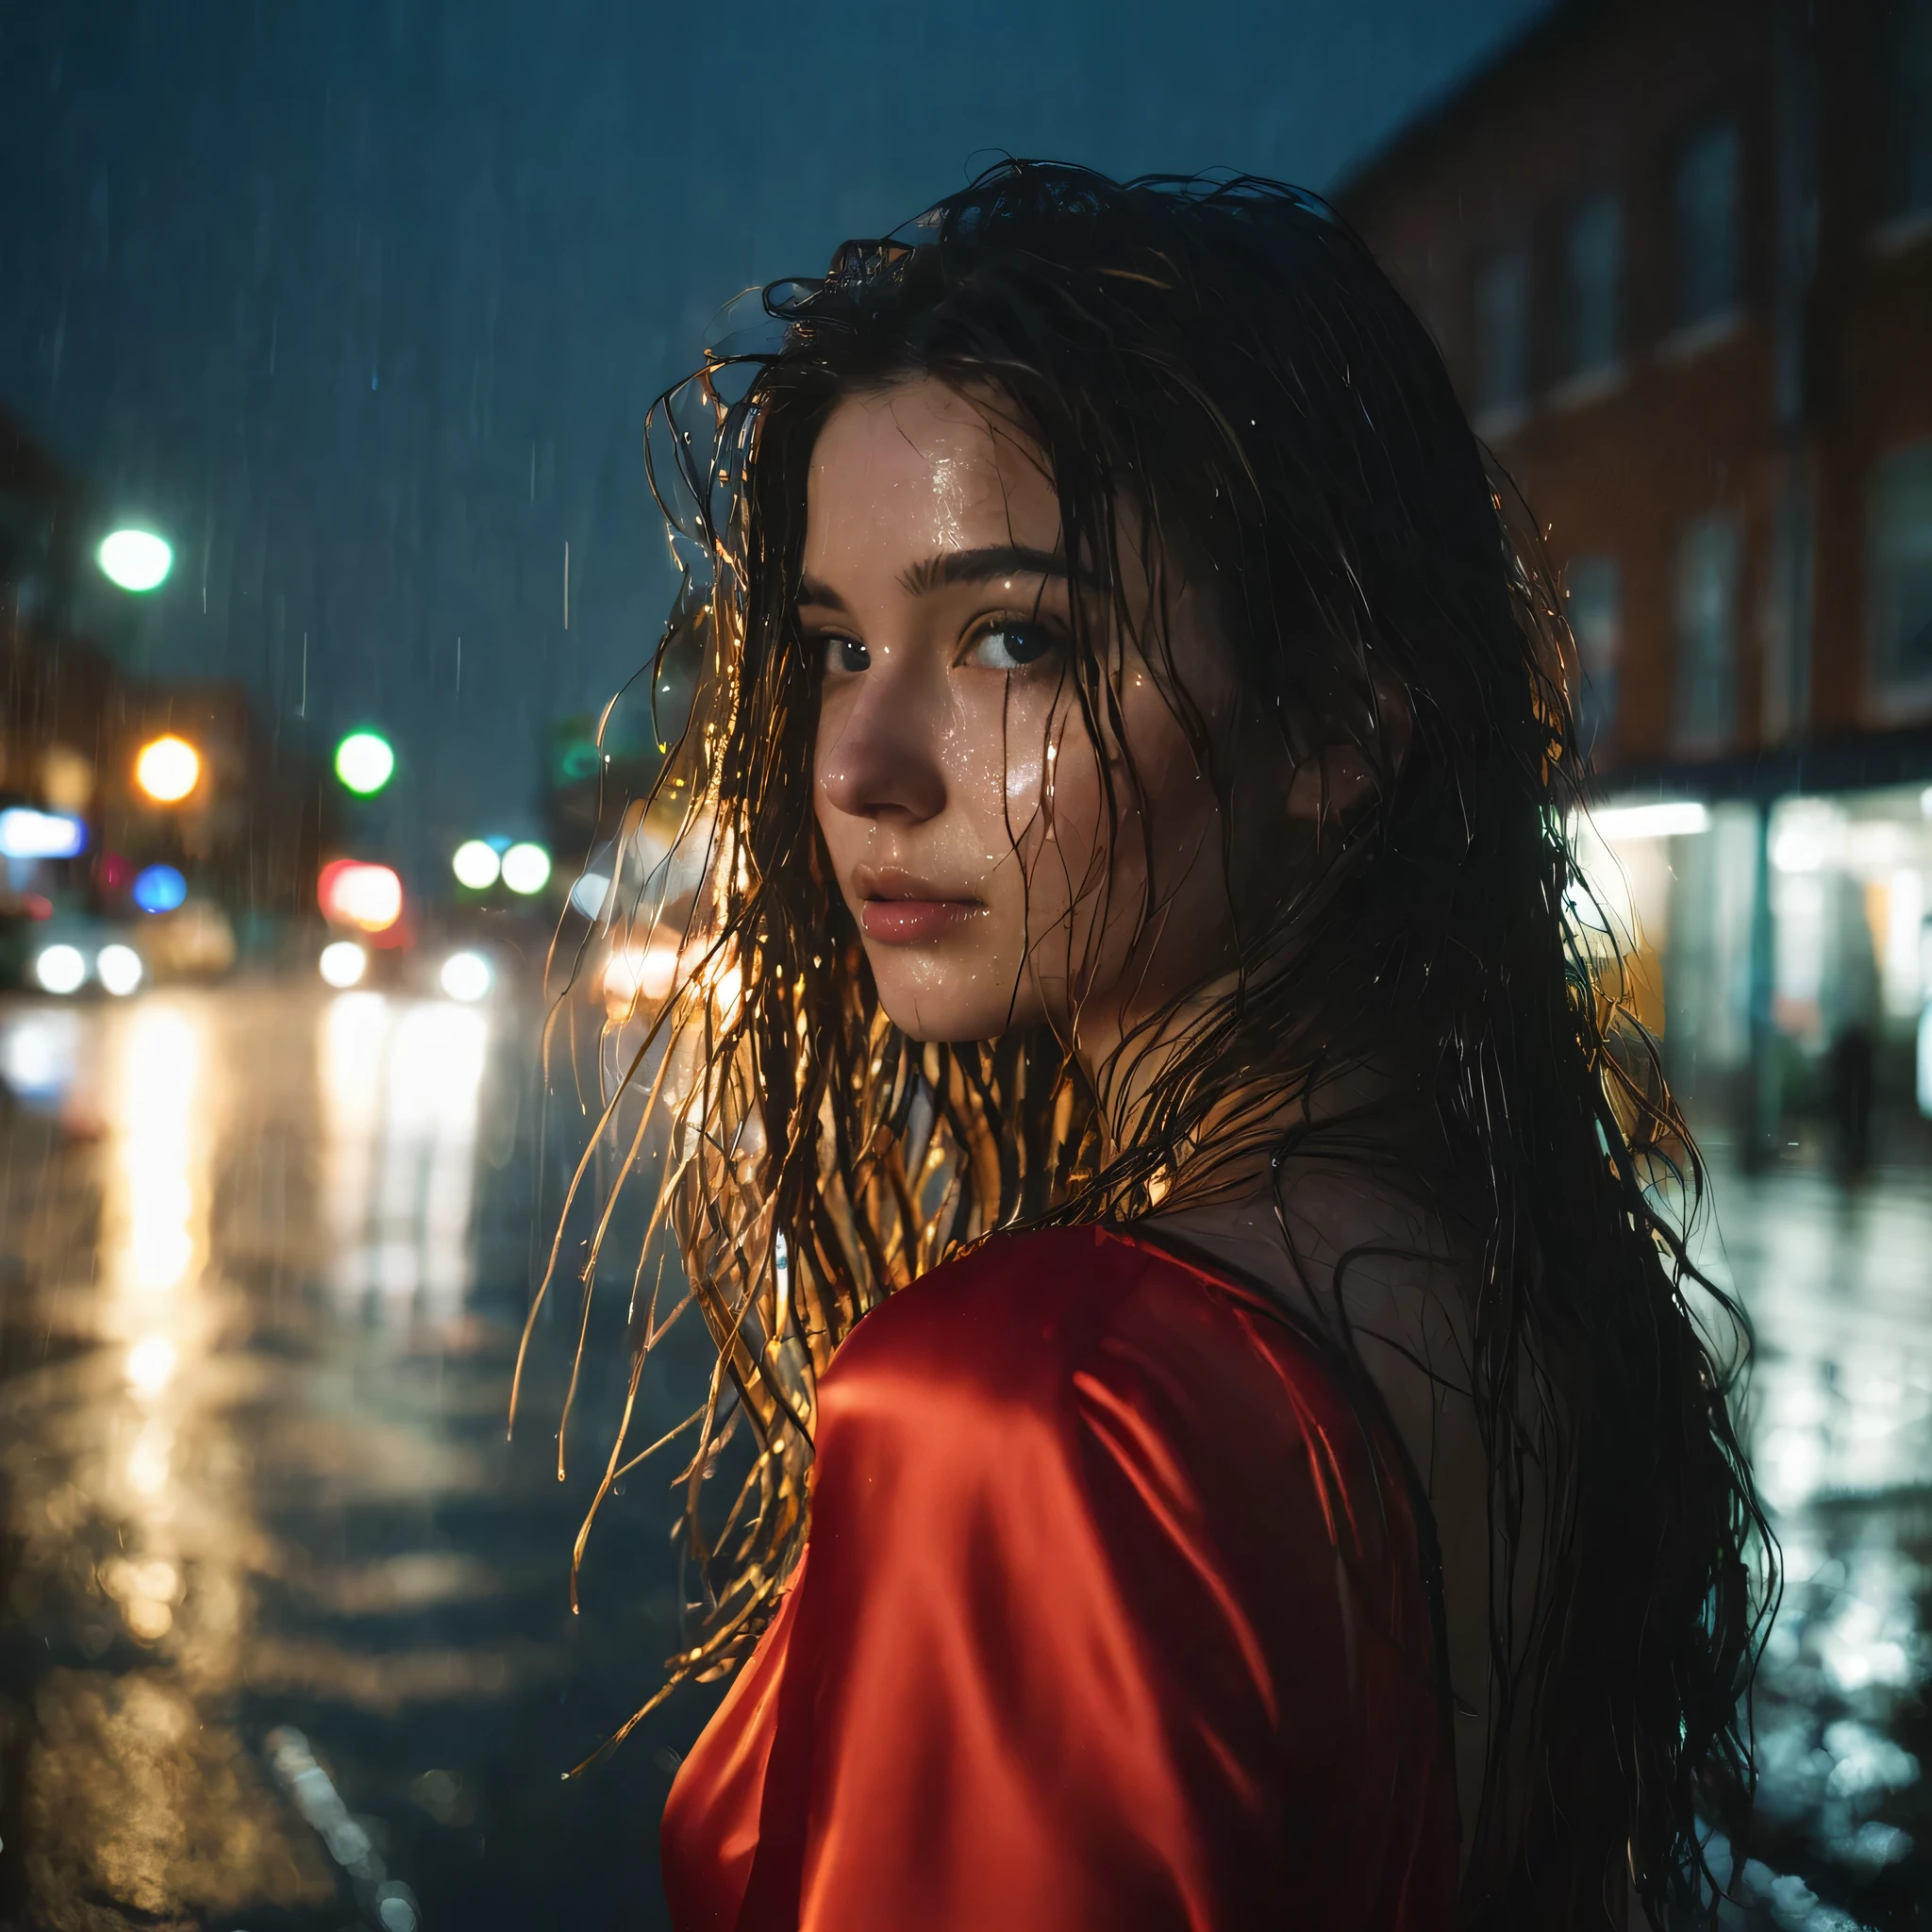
[806,377,1285,1054]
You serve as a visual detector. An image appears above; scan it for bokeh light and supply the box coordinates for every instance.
[97,528,174,592]
[319,940,369,988]
[40,743,93,815]
[439,950,491,1002]
[600,943,679,1016]
[96,944,144,997]
[134,735,200,804]
[33,944,87,994]
[317,859,403,933]
[499,841,551,895]
[0,1009,79,1101]
[131,864,188,914]
[334,731,396,795]
[0,807,88,859]
[125,1335,178,1395]
[451,840,500,890]
[569,871,610,919]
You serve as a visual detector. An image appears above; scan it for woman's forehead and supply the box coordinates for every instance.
[804,380,1059,582]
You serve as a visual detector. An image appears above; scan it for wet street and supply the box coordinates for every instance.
[1691,1157,1932,1929]
[0,983,720,1932]
[0,983,1926,1930]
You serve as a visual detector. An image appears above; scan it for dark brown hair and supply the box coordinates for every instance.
[526,161,1773,1925]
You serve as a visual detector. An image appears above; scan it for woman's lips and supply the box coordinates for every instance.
[858,897,986,944]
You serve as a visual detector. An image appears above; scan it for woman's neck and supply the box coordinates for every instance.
[1074,969,1420,1209]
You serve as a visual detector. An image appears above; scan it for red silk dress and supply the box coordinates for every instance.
[661,1224,1458,1930]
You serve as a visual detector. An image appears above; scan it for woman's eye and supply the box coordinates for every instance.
[963,623,1059,672]
[820,635,870,675]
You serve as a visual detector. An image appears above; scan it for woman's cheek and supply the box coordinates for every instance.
[1002,730,1045,821]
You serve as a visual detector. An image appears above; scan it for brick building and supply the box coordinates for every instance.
[1341,0,1932,1156]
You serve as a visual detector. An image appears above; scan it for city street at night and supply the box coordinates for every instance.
[3,2,1930,1924]
[0,981,1925,1929]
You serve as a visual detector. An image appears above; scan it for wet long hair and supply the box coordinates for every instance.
[527,162,1773,1925]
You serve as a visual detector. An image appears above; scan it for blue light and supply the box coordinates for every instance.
[132,864,188,914]
[0,808,87,860]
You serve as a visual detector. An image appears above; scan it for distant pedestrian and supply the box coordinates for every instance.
[1829,1021,1876,1178]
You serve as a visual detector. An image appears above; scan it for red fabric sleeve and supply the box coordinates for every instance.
[660,1224,1457,1932]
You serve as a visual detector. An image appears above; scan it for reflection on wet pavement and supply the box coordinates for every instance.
[1,988,1928,1927]
[0,985,712,1931]
[1691,1160,1932,1930]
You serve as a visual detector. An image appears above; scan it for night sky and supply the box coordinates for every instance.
[0,0,1548,884]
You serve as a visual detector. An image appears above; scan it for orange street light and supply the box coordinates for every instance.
[134,735,201,805]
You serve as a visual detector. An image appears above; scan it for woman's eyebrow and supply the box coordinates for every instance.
[795,545,1075,612]
[797,575,849,610]
[898,544,1071,595]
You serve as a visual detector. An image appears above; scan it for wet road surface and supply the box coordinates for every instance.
[0,984,718,1931]
[1691,1158,1932,1929]
[0,985,1926,1928]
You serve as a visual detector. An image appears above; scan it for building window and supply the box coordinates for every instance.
[1565,555,1623,754]
[1869,441,1932,713]
[1560,192,1622,383]
[1675,512,1742,749]
[1474,245,1531,425]
[1880,0,1932,220]
[1674,117,1741,327]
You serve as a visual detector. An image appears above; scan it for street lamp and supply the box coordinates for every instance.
[97,529,173,593]
[334,731,395,796]
[134,735,200,804]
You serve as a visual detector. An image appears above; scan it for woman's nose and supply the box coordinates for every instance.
[816,659,948,825]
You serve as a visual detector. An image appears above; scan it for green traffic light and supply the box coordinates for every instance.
[98,529,174,592]
[335,731,395,795]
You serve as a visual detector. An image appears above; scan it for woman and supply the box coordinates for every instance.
[542,163,1770,1928]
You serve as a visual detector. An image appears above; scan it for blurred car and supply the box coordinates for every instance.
[2,910,150,999]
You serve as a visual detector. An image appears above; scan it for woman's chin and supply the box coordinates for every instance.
[870,979,1038,1048]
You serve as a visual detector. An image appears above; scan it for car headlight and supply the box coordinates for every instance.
[95,944,144,996]
[319,941,369,989]
[33,944,88,995]
[440,950,491,1003]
